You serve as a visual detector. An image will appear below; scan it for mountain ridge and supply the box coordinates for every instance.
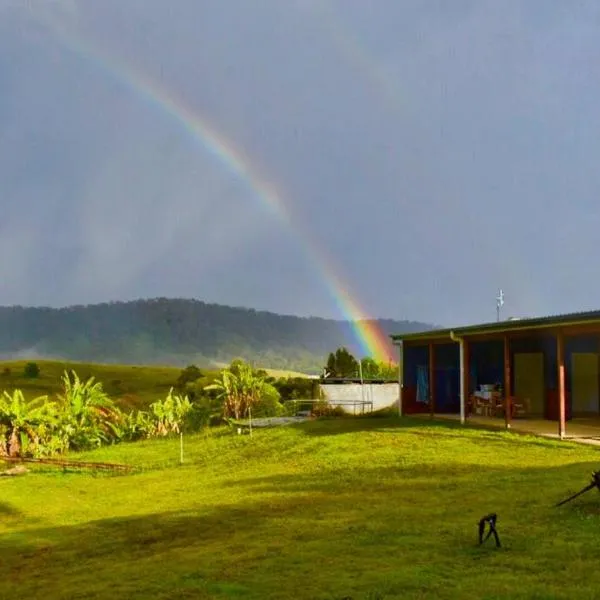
[0,298,436,373]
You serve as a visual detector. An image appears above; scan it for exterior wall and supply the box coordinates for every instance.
[469,340,503,392]
[396,326,600,422]
[401,342,460,414]
[510,335,562,419]
[566,334,599,416]
[403,344,429,414]
[321,383,400,413]
[433,343,460,413]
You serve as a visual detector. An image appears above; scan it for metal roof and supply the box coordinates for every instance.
[390,309,600,343]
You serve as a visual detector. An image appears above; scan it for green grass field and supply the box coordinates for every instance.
[0,360,310,413]
[1,416,600,599]
[0,359,184,411]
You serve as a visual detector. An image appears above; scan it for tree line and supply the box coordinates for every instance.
[0,299,431,373]
[323,347,398,380]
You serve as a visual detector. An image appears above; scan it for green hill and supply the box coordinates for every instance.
[0,359,310,410]
[0,298,434,372]
[0,359,184,411]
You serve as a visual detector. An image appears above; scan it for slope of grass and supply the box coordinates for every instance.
[0,359,185,411]
[1,416,600,599]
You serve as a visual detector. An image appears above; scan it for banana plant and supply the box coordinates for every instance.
[149,388,193,436]
[0,390,58,457]
[205,361,266,420]
[56,370,122,450]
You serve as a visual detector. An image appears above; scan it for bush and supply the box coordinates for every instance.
[253,383,284,418]
[23,362,40,378]
[311,400,346,418]
[176,365,203,390]
[2,367,11,377]
[273,377,320,401]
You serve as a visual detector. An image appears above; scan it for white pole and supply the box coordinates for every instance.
[249,405,253,438]
[359,359,365,409]
[459,339,466,424]
[179,432,184,464]
[397,341,404,417]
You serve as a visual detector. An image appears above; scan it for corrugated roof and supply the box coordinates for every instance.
[390,309,600,343]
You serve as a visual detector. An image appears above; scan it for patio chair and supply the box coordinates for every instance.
[510,396,529,418]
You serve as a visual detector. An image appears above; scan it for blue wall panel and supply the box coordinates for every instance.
[434,343,459,412]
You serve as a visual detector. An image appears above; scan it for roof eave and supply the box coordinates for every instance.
[391,313,600,344]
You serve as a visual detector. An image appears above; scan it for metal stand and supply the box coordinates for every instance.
[556,471,600,507]
[478,513,501,548]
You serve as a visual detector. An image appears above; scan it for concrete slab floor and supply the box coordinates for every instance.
[414,414,600,447]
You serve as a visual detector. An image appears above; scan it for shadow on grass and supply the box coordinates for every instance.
[2,461,600,599]
[0,501,20,517]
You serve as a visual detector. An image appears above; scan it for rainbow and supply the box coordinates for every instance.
[33,11,394,361]
[302,2,406,115]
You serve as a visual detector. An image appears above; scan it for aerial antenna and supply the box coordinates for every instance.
[496,289,504,322]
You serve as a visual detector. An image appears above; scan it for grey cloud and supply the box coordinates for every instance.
[1,1,600,325]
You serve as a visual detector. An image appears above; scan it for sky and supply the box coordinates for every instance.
[1,0,600,327]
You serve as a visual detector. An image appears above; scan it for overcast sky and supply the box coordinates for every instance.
[1,0,600,326]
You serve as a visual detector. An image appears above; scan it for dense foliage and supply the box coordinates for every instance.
[0,299,432,373]
[0,358,319,457]
[0,349,400,458]
[324,347,399,379]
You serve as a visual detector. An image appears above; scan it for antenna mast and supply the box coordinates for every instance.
[496,289,504,322]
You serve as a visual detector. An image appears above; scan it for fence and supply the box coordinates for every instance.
[284,398,374,416]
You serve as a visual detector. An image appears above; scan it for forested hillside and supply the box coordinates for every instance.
[0,299,434,373]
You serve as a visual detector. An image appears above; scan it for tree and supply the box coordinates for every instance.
[359,357,380,379]
[176,365,203,389]
[378,361,399,380]
[323,347,359,378]
[23,362,40,378]
[357,358,398,380]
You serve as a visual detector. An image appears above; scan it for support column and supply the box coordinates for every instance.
[557,331,566,439]
[429,343,435,418]
[504,334,511,430]
[459,339,467,424]
[397,341,403,417]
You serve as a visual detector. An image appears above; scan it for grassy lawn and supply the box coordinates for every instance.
[0,360,185,411]
[1,416,600,599]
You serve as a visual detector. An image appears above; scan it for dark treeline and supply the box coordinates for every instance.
[0,298,433,373]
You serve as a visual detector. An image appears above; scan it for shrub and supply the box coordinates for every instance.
[23,362,40,378]
[150,388,193,436]
[119,410,154,442]
[2,367,11,377]
[273,377,320,401]
[311,400,346,418]
[56,370,122,450]
[253,383,284,418]
[176,365,203,389]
